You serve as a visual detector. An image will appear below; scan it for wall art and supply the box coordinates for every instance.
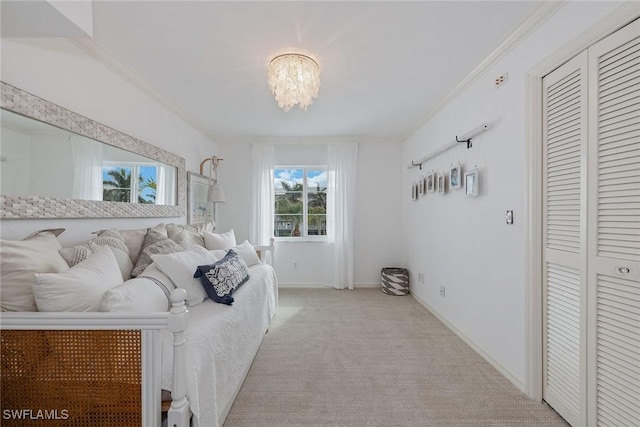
[465,168,479,197]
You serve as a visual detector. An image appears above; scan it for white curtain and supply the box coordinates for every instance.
[250,143,275,246]
[71,136,103,200]
[156,163,177,205]
[327,142,358,290]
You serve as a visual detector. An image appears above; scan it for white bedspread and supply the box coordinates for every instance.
[161,263,278,427]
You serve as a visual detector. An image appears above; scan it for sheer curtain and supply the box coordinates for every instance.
[156,163,176,205]
[71,136,103,200]
[327,142,358,290]
[250,143,275,246]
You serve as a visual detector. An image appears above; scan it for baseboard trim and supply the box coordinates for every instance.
[410,292,526,393]
[278,282,329,288]
[278,282,381,288]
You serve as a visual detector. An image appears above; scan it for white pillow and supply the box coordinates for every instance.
[152,246,218,306]
[1,232,70,312]
[204,229,236,250]
[32,247,123,312]
[231,241,261,267]
[137,262,176,294]
[101,276,171,312]
[209,241,261,267]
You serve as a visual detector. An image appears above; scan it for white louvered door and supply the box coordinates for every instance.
[587,18,640,427]
[542,52,589,427]
[543,18,640,427]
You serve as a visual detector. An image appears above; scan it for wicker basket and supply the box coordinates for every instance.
[381,268,409,295]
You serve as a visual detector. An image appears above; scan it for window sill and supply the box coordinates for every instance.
[274,237,328,243]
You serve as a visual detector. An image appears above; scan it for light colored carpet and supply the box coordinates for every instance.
[224,288,568,426]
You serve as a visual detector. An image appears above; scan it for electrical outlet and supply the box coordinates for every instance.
[418,273,425,284]
[440,285,446,298]
[495,73,508,88]
[292,262,298,270]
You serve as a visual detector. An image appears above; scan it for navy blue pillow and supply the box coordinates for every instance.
[193,249,250,305]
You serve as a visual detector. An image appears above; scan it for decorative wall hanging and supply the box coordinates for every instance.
[427,172,435,193]
[437,172,446,195]
[418,176,425,196]
[188,172,214,225]
[465,168,479,197]
[450,162,462,189]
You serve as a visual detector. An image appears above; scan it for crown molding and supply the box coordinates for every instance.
[223,135,400,145]
[67,37,221,143]
[400,1,566,143]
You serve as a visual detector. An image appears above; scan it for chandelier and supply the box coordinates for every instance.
[267,53,320,112]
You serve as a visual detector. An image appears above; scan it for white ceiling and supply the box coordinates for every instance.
[10,1,546,143]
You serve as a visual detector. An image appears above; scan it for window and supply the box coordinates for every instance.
[274,167,327,239]
[102,162,157,204]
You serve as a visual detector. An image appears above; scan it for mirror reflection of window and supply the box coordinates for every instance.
[0,109,178,205]
[102,162,158,204]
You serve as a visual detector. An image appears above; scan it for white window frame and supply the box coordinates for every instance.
[102,161,157,204]
[274,165,327,242]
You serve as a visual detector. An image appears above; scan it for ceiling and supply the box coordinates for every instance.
[8,1,545,143]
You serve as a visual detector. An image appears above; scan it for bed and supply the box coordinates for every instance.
[0,233,277,427]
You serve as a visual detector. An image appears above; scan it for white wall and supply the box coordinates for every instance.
[0,37,218,246]
[401,1,624,389]
[217,140,403,287]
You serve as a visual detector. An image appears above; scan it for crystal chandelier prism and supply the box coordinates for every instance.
[267,53,320,112]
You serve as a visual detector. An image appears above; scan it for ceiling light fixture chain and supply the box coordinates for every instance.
[267,53,320,112]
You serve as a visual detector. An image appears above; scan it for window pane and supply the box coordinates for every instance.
[307,169,326,236]
[308,214,326,235]
[102,166,132,202]
[138,165,157,204]
[274,214,303,237]
[274,167,328,239]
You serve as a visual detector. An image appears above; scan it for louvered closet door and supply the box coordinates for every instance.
[587,18,640,427]
[542,52,589,427]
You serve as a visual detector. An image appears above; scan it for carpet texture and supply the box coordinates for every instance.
[224,288,568,426]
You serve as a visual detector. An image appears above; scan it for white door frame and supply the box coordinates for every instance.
[524,3,640,402]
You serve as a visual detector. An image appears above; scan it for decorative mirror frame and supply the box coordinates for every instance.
[0,82,186,219]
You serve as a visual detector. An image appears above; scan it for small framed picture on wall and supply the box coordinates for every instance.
[437,172,446,195]
[465,168,479,197]
[418,176,425,196]
[427,172,435,193]
[450,162,462,189]
[411,183,417,200]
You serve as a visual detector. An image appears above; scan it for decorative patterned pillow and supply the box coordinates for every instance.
[130,229,183,277]
[193,250,250,305]
[59,229,133,280]
[166,223,211,249]
[94,223,167,264]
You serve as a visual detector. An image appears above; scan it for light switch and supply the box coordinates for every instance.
[506,210,513,225]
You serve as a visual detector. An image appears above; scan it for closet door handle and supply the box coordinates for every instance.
[617,266,630,275]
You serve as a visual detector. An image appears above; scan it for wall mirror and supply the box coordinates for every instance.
[0,82,186,219]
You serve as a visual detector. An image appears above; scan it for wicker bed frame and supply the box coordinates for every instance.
[1,289,190,427]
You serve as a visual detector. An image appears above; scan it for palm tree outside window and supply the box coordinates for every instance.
[274,167,327,239]
[102,162,157,204]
